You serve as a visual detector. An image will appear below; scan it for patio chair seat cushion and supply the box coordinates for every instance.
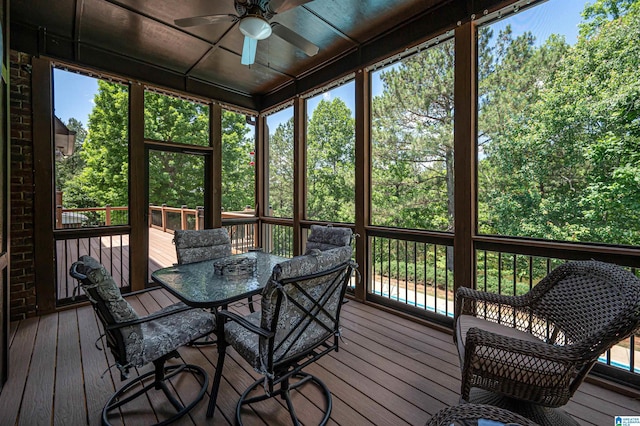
[139,302,216,367]
[457,315,567,383]
[225,311,262,370]
[305,224,352,253]
[174,228,232,264]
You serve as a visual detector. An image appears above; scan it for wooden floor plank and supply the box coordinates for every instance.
[54,309,86,426]
[0,317,39,425]
[125,295,193,425]
[18,314,58,426]
[306,361,410,426]
[4,290,640,425]
[76,304,119,425]
[316,351,431,425]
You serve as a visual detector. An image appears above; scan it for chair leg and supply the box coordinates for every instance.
[102,363,208,426]
[206,341,227,418]
[248,295,255,313]
[235,372,332,426]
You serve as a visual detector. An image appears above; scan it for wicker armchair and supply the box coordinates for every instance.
[454,260,640,425]
[206,246,355,425]
[427,403,540,426]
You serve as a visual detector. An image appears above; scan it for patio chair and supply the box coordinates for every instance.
[70,255,215,426]
[174,228,257,313]
[207,246,355,425]
[304,224,353,254]
[454,260,640,426]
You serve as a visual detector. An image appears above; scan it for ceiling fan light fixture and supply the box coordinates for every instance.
[238,16,272,40]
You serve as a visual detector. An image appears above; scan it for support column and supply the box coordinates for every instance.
[453,21,477,294]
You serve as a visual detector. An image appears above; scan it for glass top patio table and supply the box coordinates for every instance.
[151,251,288,308]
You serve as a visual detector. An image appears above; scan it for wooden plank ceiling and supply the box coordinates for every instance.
[10,0,511,109]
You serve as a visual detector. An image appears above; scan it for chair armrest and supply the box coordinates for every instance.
[218,310,274,338]
[456,286,530,319]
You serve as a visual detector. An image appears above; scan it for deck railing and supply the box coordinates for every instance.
[55,205,258,305]
[262,221,294,258]
[53,206,640,386]
[367,229,455,324]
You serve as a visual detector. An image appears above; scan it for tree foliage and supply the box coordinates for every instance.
[62,0,640,250]
[479,0,640,245]
[371,39,455,231]
[306,98,355,223]
[60,84,253,214]
[268,116,294,218]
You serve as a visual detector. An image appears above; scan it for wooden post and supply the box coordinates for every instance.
[453,21,477,295]
[105,204,111,226]
[354,69,371,302]
[293,96,306,256]
[196,206,204,230]
[210,104,222,229]
[129,83,147,291]
[55,205,62,229]
[181,205,188,230]
[161,203,167,232]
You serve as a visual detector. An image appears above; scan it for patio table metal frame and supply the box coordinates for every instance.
[150,250,288,418]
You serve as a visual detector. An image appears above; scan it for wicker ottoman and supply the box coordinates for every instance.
[427,403,541,426]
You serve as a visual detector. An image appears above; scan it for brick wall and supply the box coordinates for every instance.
[9,50,36,321]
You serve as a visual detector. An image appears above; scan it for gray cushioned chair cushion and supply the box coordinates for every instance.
[139,302,216,366]
[304,224,352,254]
[174,228,232,264]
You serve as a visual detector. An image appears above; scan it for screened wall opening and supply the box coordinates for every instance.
[370,37,455,232]
[52,67,131,304]
[305,80,356,224]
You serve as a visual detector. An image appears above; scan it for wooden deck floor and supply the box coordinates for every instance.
[2,291,639,425]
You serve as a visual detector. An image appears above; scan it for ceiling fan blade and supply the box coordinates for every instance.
[267,0,314,14]
[174,14,236,28]
[271,23,319,57]
[241,36,258,65]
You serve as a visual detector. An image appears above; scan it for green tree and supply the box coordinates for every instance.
[145,91,210,208]
[306,98,355,223]
[371,39,456,231]
[268,117,294,218]
[221,111,254,211]
[479,0,640,246]
[535,0,640,244]
[64,81,129,208]
[478,28,572,239]
[65,83,254,215]
[56,117,87,193]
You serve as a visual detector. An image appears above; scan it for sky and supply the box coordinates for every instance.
[54,0,587,130]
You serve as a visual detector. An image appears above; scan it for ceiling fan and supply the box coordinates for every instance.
[175,0,320,66]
